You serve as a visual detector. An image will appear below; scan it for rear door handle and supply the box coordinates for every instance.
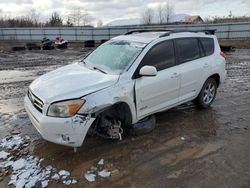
[171,73,179,78]
[203,63,209,68]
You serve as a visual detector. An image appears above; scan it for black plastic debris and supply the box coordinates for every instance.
[12,46,26,51]
[84,40,95,47]
[26,43,41,50]
[220,45,235,52]
[100,39,108,44]
[130,115,156,136]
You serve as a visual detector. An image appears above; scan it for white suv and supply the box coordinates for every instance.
[24,30,226,148]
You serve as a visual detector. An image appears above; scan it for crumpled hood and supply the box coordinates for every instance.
[29,63,119,103]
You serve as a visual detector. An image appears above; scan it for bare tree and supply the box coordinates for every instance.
[82,11,94,26]
[68,8,94,26]
[97,19,103,27]
[163,2,174,23]
[23,8,41,26]
[66,16,73,26]
[157,4,164,24]
[46,12,63,27]
[27,8,40,24]
[141,8,154,25]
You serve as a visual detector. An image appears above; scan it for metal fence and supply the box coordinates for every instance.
[1,22,250,41]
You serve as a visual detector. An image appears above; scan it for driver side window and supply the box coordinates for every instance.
[140,40,175,71]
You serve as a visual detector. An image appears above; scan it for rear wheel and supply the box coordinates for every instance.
[195,78,217,108]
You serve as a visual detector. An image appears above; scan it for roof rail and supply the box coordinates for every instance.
[124,29,216,37]
[125,29,171,35]
[160,29,216,37]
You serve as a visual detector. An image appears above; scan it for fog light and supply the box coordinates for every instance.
[61,135,70,141]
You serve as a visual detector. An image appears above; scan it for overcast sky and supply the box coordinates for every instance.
[0,0,249,24]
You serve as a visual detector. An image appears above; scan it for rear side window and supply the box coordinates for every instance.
[140,40,175,71]
[176,38,200,64]
[200,38,215,56]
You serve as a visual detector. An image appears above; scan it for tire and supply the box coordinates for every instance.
[130,115,156,136]
[195,78,217,109]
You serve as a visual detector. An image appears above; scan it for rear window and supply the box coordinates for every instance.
[176,38,200,63]
[200,38,215,56]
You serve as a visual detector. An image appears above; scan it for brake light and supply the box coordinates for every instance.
[220,51,226,59]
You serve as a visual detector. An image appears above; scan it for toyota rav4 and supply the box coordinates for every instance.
[24,30,226,148]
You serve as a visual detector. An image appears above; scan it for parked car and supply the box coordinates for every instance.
[24,30,226,148]
[41,37,54,50]
[54,37,69,49]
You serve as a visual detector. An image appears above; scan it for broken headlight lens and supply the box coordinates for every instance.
[47,99,85,117]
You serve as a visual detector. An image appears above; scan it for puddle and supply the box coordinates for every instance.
[0,98,23,114]
[0,70,36,84]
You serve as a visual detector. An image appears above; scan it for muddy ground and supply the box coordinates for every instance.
[0,47,250,188]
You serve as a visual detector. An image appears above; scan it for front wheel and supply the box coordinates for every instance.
[195,78,217,108]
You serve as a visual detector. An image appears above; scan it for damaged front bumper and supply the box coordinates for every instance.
[24,96,95,147]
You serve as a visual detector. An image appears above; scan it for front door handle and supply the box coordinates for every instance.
[203,63,209,68]
[171,73,179,78]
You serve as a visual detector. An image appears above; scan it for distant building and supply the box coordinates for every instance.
[185,16,204,24]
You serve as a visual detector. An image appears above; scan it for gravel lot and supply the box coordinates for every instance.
[0,48,250,187]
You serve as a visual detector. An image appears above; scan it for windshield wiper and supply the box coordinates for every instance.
[81,59,87,65]
[81,60,107,74]
[92,66,107,74]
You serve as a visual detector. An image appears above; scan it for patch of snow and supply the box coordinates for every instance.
[90,166,97,171]
[0,135,78,187]
[0,160,14,168]
[46,165,52,171]
[72,179,77,184]
[59,170,70,177]
[41,180,49,188]
[0,151,10,159]
[12,158,26,170]
[25,180,36,188]
[45,170,51,175]
[51,173,60,180]
[7,156,50,187]
[19,170,31,180]
[0,135,24,150]
[98,169,111,178]
[16,178,26,188]
[62,175,67,179]
[98,159,104,165]
[63,180,72,185]
[84,172,96,182]
[84,159,114,182]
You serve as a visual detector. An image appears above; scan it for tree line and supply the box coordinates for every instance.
[0,8,103,27]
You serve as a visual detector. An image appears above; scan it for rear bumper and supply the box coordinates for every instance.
[24,96,95,147]
[220,70,227,84]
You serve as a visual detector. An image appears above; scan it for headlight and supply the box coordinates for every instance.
[47,99,85,117]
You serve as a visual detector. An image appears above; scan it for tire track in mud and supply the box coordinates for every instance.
[0,50,87,70]
[0,80,31,100]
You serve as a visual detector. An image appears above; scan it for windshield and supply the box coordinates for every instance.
[84,40,145,74]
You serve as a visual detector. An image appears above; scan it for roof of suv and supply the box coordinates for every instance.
[113,30,214,44]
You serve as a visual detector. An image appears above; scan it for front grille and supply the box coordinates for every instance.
[28,90,44,113]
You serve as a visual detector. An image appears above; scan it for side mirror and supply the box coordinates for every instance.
[139,66,157,77]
